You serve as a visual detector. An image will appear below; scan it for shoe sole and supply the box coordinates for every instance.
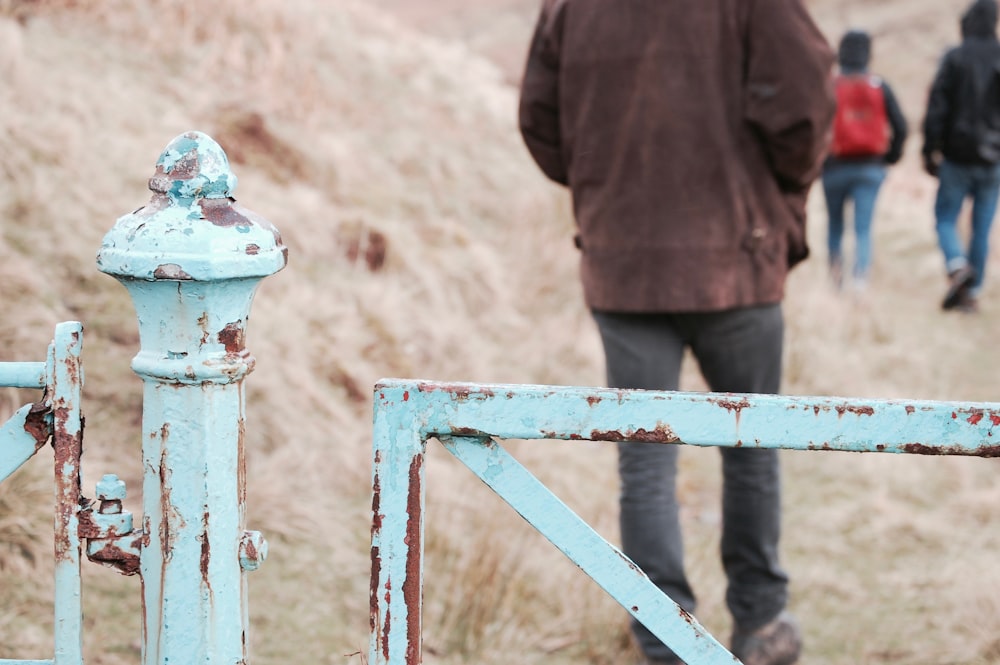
[942,270,975,310]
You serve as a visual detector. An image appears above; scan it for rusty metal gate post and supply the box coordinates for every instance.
[96,132,286,665]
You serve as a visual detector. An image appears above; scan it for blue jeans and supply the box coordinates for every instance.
[821,162,887,282]
[934,159,1000,294]
[592,306,788,663]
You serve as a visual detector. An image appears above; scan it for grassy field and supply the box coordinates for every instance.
[2,1,1000,664]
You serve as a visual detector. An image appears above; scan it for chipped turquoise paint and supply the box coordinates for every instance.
[371,379,1000,665]
[155,133,236,201]
[98,132,284,665]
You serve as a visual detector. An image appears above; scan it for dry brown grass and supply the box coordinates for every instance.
[1,1,999,664]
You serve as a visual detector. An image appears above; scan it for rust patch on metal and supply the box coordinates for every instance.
[589,423,681,444]
[87,538,141,576]
[371,471,383,533]
[159,436,173,562]
[382,590,392,662]
[199,199,250,228]
[153,263,193,280]
[905,406,916,415]
[199,511,211,589]
[370,545,382,634]
[403,455,423,665]
[417,383,495,401]
[450,426,489,437]
[245,244,260,255]
[711,395,750,427]
[77,509,100,539]
[23,401,50,446]
[238,416,247,505]
[52,403,82,564]
[370,467,383,641]
[165,151,199,180]
[218,322,245,354]
[835,404,875,417]
[968,411,984,425]
[587,395,602,407]
[197,312,212,345]
[902,443,1000,457]
[711,397,751,412]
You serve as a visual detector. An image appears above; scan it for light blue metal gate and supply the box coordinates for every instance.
[370,379,1000,665]
[0,130,283,665]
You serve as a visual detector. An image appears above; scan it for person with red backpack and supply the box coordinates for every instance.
[822,30,908,291]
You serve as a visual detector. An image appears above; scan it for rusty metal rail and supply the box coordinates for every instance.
[370,379,1000,665]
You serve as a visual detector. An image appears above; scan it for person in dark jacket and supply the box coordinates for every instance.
[518,1,835,664]
[923,0,1000,312]
[822,30,908,291]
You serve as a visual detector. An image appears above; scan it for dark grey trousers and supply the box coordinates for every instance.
[592,305,789,661]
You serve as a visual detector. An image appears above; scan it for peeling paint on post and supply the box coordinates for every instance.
[98,131,286,665]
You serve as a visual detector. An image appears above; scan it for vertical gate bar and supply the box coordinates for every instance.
[97,132,286,665]
[440,435,740,665]
[50,322,84,665]
[371,386,427,665]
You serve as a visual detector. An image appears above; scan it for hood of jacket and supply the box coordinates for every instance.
[962,0,998,39]
[838,30,871,73]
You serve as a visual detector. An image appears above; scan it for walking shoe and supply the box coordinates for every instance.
[955,291,980,314]
[730,611,802,665]
[942,266,976,310]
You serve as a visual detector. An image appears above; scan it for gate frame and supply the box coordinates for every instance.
[371,378,1000,665]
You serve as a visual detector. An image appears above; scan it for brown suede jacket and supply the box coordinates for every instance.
[519,0,835,313]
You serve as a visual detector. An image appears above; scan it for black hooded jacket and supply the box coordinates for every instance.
[827,30,908,165]
[923,0,1000,164]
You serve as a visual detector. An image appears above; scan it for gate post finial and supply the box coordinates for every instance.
[97,131,285,665]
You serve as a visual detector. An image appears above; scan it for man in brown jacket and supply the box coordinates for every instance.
[519,2,835,664]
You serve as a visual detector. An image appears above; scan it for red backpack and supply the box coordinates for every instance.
[831,74,889,158]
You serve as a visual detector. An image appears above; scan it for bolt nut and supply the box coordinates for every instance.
[239,530,268,572]
[96,474,127,502]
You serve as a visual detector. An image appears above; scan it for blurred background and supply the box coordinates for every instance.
[1,0,1000,663]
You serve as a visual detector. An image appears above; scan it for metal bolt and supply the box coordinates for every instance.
[239,530,268,572]
[96,474,126,514]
